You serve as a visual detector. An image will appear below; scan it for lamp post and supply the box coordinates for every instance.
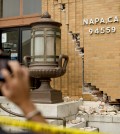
[24,12,69,103]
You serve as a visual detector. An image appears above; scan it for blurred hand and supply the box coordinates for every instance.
[0,61,47,123]
[0,61,30,107]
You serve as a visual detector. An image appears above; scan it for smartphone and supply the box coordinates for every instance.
[0,54,11,82]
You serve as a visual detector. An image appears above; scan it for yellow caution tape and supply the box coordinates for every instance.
[0,116,102,134]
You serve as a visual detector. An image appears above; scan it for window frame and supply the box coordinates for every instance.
[0,0,42,28]
[0,26,31,62]
[0,0,41,18]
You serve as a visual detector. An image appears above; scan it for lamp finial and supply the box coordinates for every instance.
[41,11,51,18]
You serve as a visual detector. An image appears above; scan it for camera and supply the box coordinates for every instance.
[0,53,11,82]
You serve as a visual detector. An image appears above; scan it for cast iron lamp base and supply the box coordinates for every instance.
[31,79,63,103]
[24,54,69,104]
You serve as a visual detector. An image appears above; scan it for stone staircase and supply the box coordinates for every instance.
[0,96,99,133]
[2,96,120,133]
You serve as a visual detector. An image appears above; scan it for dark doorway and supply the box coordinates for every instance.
[0,27,31,62]
[0,27,40,93]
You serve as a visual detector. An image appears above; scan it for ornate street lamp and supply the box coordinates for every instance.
[24,12,69,103]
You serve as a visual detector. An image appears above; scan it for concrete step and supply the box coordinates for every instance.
[59,121,86,128]
[80,127,99,132]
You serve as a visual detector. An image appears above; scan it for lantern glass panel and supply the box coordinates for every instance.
[31,32,33,36]
[47,31,54,35]
[31,38,33,56]
[46,58,54,62]
[35,31,44,35]
[35,57,44,62]
[56,37,61,56]
[34,37,44,61]
[56,32,61,36]
[46,36,54,62]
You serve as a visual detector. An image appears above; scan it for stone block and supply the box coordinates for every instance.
[88,122,120,134]
[47,115,76,126]
[80,113,89,121]
[36,101,79,118]
[0,97,80,119]
[64,122,86,128]
[0,97,23,116]
[88,115,112,122]
[83,101,101,108]
[113,115,120,123]
[80,127,99,132]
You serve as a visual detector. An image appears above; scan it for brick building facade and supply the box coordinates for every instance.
[42,0,120,100]
[0,0,120,100]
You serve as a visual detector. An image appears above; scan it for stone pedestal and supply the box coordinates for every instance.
[0,97,82,128]
[31,90,63,104]
[35,101,79,118]
[0,96,81,118]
